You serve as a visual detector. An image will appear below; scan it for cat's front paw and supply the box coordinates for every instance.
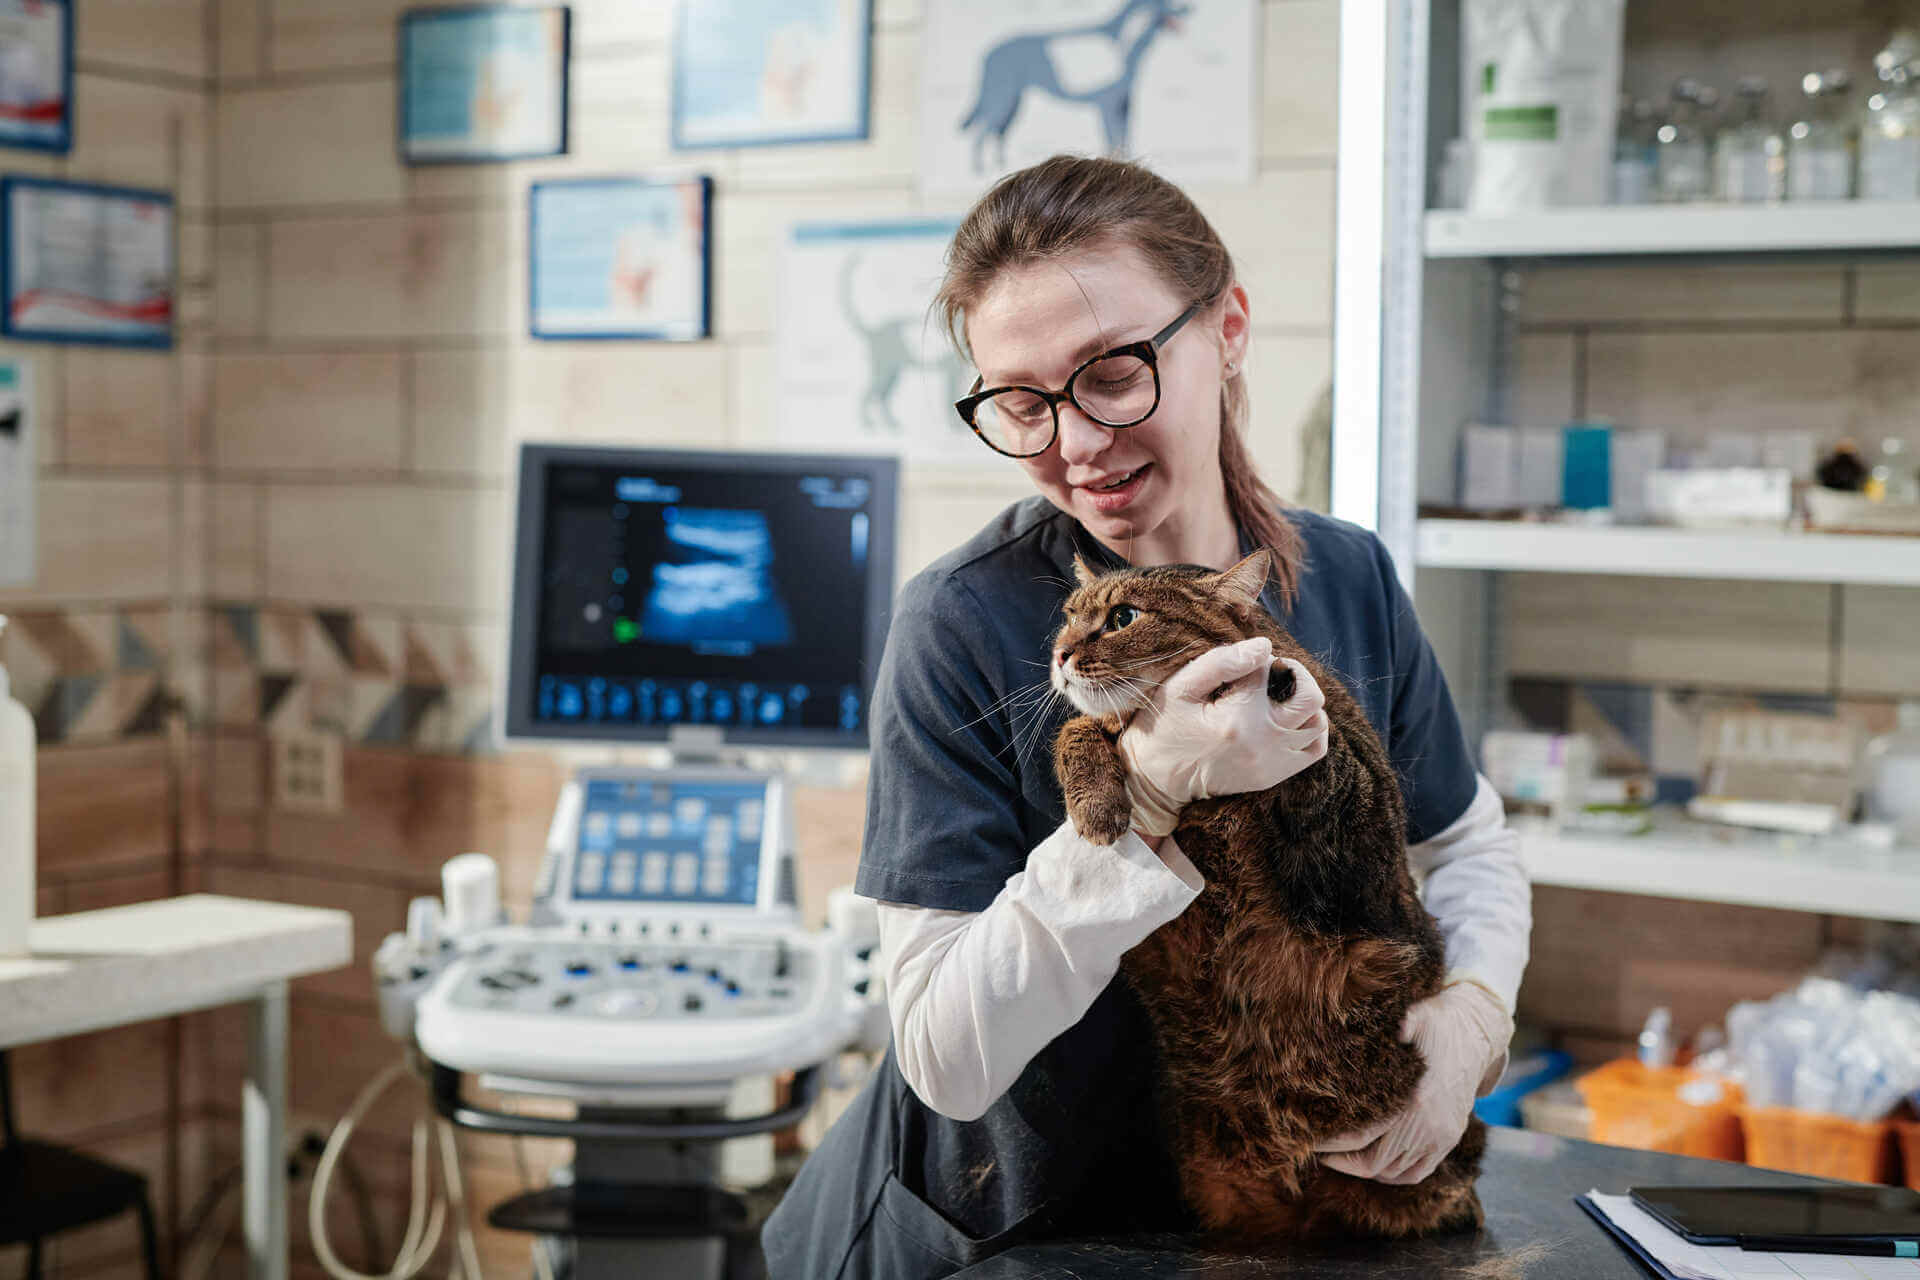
[1069,789,1134,846]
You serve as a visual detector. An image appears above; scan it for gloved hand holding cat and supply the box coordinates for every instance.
[1118,636,1331,837]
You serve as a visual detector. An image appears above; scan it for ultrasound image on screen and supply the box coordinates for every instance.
[531,461,877,737]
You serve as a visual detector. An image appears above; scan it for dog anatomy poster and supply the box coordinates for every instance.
[918,0,1256,196]
[776,219,987,466]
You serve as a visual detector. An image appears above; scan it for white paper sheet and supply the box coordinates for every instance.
[1586,1192,1920,1280]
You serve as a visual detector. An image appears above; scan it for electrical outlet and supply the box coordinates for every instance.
[272,730,343,813]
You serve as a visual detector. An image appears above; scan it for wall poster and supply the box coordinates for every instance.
[1,178,174,347]
[400,5,570,164]
[776,218,991,467]
[917,0,1257,198]
[529,176,712,341]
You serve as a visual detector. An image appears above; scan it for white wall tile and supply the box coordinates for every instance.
[1507,332,1577,427]
[264,483,507,611]
[1586,329,1920,441]
[78,0,210,80]
[1262,1,1339,164]
[68,74,210,212]
[569,0,672,49]
[411,343,733,478]
[1191,167,1335,332]
[212,353,406,473]
[213,222,265,339]
[1519,263,1847,327]
[217,80,404,209]
[1839,587,1920,697]
[267,0,404,73]
[266,209,522,341]
[217,0,265,82]
[1505,572,1834,692]
[62,351,177,470]
[0,478,176,604]
[1242,331,1330,504]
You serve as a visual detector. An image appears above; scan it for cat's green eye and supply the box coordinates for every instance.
[1106,604,1139,630]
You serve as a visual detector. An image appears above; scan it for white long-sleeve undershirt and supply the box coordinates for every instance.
[875,774,1531,1122]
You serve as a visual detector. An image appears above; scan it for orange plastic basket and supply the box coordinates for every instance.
[1575,1060,1744,1162]
[1740,1106,1897,1184]
[1891,1111,1920,1192]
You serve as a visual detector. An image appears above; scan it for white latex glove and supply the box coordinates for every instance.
[1116,637,1329,837]
[1314,980,1513,1185]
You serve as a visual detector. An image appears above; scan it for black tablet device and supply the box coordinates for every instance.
[1629,1185,1920,1246]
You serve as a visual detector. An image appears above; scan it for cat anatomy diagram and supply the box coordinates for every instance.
[921,0,1257,194]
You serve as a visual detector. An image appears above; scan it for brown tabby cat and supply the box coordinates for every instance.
[1050,548,1486,1246]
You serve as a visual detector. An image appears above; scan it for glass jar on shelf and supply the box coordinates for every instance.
[1656,79,1717,203]
[1861,30,1920,200]
[1716,77,1786,202]
[1865,436,1919,503]
[1612,97,1658,204]
[1787,70,1855,200]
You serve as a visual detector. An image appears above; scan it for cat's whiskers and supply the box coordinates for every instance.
[949,676,1055,736]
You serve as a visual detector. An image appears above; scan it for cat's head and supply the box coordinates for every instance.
[1049,549,1272,719]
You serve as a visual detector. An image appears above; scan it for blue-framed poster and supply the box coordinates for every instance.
[1,178,173,348]
[672,0,871,150]
[529,176,712,341]
[399,5,570,164]
[0,0,72,153]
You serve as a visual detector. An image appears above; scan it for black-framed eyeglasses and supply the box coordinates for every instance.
[955,299,1205,459]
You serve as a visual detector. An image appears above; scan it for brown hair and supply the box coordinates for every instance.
[936,154,1301,599]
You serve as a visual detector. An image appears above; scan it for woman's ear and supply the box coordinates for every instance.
[1211,549,1271,607]
[1218,281,1251,377]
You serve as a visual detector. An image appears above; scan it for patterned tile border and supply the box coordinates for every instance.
[211,603,499,755]
[1,604,180,745]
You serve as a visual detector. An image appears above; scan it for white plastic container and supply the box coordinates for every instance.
[1865,702,1920,846]
[0,615,37,956]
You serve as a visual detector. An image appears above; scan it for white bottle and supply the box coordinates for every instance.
[0,615,37,956]
[1861,31,1920,200]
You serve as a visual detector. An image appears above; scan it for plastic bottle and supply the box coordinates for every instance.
[0,615,36,956]
[1638,1005,1676,1069]
[1787,70,1855,200]
[1861,31,1920,200]
[1866,702,1920,846]
[1612,98,1657,204]
[1866,436,1919,503]
[1716,77,1786,202]
[1656,80,1717,203]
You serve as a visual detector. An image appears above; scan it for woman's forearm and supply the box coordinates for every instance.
[876,820,1204,1121]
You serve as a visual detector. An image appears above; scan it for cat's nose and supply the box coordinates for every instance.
[1054,646,1073,670]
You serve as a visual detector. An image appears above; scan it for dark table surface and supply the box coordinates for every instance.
[950,1126,1832,1278]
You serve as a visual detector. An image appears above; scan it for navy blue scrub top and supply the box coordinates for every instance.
[762,497,1477,1278]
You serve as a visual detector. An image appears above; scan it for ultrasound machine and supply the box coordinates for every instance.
[334,446,899,1280]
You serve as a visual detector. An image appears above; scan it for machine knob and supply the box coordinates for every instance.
[683,993,704,1013]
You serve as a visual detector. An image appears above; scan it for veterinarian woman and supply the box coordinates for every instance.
[762,156,1532,1278]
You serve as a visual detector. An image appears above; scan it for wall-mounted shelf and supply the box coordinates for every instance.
[1416,519,1920,587]
[1426,202,1920,259]
[1522,814,1920,923]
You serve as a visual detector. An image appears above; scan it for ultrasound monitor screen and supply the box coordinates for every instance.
[504,446,898,748]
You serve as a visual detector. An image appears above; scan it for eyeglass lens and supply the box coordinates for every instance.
[972,352,1156,455]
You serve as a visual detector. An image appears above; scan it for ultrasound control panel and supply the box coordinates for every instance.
[441,936,824,1022]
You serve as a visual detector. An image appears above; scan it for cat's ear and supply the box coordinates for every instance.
[1212,550,1271,607]
[1072,554,1101,588]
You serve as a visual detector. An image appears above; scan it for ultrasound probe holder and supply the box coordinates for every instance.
[403,765,882,1280]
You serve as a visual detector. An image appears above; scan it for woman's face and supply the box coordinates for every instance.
[966,240,1248,561]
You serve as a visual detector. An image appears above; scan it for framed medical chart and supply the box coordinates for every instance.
[775,218,988,467]
[0,0,72,154]
[0,357,32,587]
[671,0,871,149]
[528,176,711,341]
[917,0,1257,198]
[1,178,174,348]
[399,4,570,164]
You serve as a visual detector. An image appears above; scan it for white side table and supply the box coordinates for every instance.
[0,894,354,1280]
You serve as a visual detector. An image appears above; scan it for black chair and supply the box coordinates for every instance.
[0,1049,163,1280]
